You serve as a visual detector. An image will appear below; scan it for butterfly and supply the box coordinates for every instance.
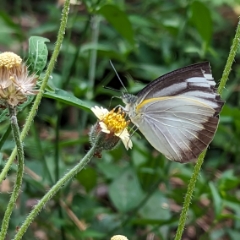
[120,62,224,162]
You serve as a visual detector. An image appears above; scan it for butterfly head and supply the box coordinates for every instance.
[120,92,138,113]
[121,92,137,104]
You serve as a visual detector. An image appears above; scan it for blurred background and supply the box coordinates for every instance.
[0,0,240,239]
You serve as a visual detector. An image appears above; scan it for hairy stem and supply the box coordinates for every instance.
[174,19,240,240]
[0,107,24,239]
[13,135,100,240]
[218,21,240,95]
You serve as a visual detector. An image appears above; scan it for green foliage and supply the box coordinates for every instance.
[0,0,239,239]
[44,88,93,111]
[98,4,135,45]
[190,1,213,48]
[75,167,97,192]
[109,167,144,212]
[28,36,49,73]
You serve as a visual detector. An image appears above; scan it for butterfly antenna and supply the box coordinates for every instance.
[109,60,128,92]
[103,85,121,92]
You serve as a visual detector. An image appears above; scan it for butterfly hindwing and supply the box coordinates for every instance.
[132,96,219,162]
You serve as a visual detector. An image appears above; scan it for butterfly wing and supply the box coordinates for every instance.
[132,96,220,162]
[136,62,221,109]
[129,62,223,162]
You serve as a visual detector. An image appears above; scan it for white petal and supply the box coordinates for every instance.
[121,136,133,150]
[91,106,109,120]
[116,129,133,150]
[99,121,110,133]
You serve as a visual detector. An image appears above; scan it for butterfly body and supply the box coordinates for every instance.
[121,62,224,163]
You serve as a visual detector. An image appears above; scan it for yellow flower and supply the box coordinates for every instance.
[0,52,38,108]
[91,106,133,150]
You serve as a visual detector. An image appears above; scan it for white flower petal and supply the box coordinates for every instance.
[115,129,133,150]
[99,121,110,133]
[91,106,109,120]
[121,136,133,150]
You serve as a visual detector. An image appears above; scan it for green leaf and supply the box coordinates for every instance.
[98,5,134,45]
[43,88,93,111]
[109,167,144,212]
[209,181,223,218]
[139,191,170,220]
[221,104,240,120]
[75,167,97,192]
[227,229,240,240]
[97,162,122,180]
[28,36,50,73]
[218,170,240,191]
[210,229,225,240]
[190,1,212,45]
[0,125,11,151]
[0,109,8,123]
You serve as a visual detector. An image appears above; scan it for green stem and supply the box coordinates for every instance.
[0,107,25,239]
[86,15,100,100]
[218,21,240,95]
[174,151,206,240]
[0,0,71,185]
[13,136,100,240]
[174,19,240,240]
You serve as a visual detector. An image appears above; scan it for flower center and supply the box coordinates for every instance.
[102,108,129,133]
[0,52,22,69]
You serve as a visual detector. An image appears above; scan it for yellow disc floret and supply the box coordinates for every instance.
[90,106,133,150]
[0,52,22,69]
[102,108,129,134]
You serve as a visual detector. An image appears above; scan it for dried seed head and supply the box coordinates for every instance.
[0,52,38,108]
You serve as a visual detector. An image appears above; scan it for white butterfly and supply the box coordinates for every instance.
[121,62,224,162]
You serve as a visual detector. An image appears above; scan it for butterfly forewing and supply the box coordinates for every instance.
[126,62,224,162]
[136,62,219,106]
